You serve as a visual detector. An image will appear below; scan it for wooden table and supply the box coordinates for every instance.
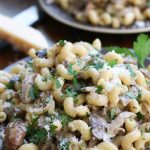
[0,0,147,69]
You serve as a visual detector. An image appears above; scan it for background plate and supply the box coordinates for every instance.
[39,0,150,34]
[4,57,30,71]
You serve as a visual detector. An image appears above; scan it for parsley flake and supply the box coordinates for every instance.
[59,113,73,127]
[55,79,61,88]
[50,124,57,136]
[59,40,66,46]
[108,59,118,67]
[108,108,116,120]
[96,85,103,94]
[65,86,78,98]
[28,84,39,100]
[68,64,79,87]
[60,138,70,150]
[126,64,136,77]
[136,112,144,121]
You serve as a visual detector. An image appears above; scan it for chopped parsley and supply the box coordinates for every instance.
[126,64,136,77]
[95,85,103,94]
[126,89,141,101]
[108,59,118,67]
[59,112,73,127]
[6,76,20,89]
[107,108,116,120]
[55,79,61,88]
[27,60,33,68]
[50,124,57,136]
[59,40,66,46]
[26,116,48,144]
[28,84,39,100]
[136,112,144,121]
[68,64,79,87]
[88,61,104,70]
[76,59,82,66]
[65,86,78,98]
[137,90,142,101]
[59,138,70,150]
[26,127,48,144]
[49,112,72,128]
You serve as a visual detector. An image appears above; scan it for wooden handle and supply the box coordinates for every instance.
[0,14,49,53]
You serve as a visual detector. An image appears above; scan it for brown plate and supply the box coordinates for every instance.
[39,0,150,34]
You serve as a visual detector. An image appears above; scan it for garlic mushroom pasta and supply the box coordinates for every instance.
[52,0,150,28]
[0,38,150,150]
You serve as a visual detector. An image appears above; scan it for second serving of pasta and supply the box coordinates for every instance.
[0,39,150,150]
[54,0,150,28]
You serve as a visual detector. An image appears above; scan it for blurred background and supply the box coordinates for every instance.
[0,0,148,69]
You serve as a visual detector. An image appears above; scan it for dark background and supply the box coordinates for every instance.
[0,0,147,69]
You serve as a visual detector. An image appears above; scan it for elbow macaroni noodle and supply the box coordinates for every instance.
[0,39,150,149]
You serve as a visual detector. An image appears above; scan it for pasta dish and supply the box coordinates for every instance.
[53,0,150,28]
[0,38,150,150]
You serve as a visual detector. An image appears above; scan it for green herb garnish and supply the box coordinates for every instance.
[106,34,150,68]
[108,108,116,120]
[50,124,57,136]
[59,40,66,46]
[133,34,150,67]
[68,64,79,87]
[108,59,118,67]
[6,76,20,89]
[28,84,39,100]
[126,89,141,101]
[59,112,73,127]
[26,116,48,144]
[126,64,136,77]
[55,79,61,88]
[65,86,78,98]
[136,112,144,121]
[90,62,104,70]
[95,85,103,94]
[26,127,48,144]
[60,138,70,150]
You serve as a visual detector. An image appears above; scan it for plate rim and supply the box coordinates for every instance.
[39,0,150,34]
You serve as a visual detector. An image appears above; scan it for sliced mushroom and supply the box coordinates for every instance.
[124,56,137,65]
[107,111,136,137]
[27,92,54,115]
[3,120,27,150]
[140,68,150,80]
[89,113,110,141]
[39,138,53,150]
[0,125,5,150]
[3,102,24,119]
[20,74,36,104]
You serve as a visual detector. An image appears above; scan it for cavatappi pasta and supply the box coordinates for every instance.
[0,39,150,150]
[52,0,150,28]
